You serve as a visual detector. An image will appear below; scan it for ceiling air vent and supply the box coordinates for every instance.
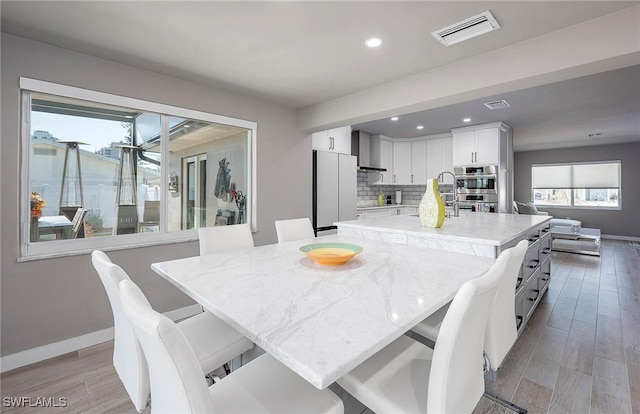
[432,11,501,47]
[483,99,511,110]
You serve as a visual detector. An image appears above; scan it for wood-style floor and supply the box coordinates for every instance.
[1,239,638,414]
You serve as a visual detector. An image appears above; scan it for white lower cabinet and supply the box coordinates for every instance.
[357,206,419,219]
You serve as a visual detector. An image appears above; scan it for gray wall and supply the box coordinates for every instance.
[514,142,640,238]
[1,34,312,356]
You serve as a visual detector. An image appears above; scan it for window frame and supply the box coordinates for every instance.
[531,161,621,210]
[19,77,257,261]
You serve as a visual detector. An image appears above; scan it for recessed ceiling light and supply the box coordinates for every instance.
[417,125,424,130]
[463,118,472,123]
[365,37,383,48]
[391,116,399,121]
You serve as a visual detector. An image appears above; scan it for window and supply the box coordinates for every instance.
[531,161,620,209]
[20,78,256,259]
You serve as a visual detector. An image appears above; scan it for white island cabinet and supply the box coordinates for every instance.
[336,213,551,335]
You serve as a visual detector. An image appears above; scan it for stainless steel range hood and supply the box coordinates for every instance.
[351,130,387,172]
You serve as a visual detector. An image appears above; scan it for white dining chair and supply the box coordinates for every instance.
[118,278,344,414]
[275,217,315,243]
[198,223,254,255]
[336,242,519,414]
[91,250,253,412]
[411,239,529,413]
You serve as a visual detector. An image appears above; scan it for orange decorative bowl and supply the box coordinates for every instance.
[299,243,363,266]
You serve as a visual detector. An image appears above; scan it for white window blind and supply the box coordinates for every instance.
[532,162,620,189]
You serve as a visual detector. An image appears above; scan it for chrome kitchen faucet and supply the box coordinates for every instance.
[437,171,459,217]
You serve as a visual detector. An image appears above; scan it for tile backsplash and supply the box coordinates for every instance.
[357,171,453,206]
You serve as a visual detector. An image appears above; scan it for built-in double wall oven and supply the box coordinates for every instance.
[455,165,498,212]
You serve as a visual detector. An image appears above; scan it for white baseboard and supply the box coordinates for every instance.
[602,234,640,242]
[0,304,202,373]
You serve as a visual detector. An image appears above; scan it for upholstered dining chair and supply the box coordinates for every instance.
[91,250,253,412]
[410,239,529,413]
[336,242,521,414]
[275,217,315,243]
[119,279,344,414]
[198,223,254,255]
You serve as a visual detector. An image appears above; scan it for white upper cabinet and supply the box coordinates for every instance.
[392,141,412,184]
[410,140,427,185]
[312,126,351,154]
[426,135,454,184]
[391,140,427,185]
[452,123,509,167]
[441,136,453,182]
[368,135,393,185]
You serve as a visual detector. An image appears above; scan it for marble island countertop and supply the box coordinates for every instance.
[337,212,551,258]
[152,234,495,389]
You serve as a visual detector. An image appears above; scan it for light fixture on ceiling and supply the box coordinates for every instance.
[391,116,399,121]
[417,125,424,130]
[432,10,501,47]
[483,99,511,110]
[463,118,472,123]
[365,37,383,48]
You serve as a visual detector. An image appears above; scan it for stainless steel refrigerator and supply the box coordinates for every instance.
[313,150,357,235]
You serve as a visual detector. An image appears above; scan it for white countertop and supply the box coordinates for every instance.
[151,234,494,389]
[338,213,551,248]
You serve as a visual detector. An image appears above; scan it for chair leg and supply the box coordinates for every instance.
[483,391,528,414]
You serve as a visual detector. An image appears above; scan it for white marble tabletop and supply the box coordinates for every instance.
[151,234,494,389]
[338,213,551,247]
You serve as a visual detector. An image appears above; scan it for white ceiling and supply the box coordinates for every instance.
[2,1,639,151]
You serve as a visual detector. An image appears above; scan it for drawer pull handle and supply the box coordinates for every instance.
[528,259,540,268]
[542,248,551,254]
[541,278,549,281]
[516,315,523,330]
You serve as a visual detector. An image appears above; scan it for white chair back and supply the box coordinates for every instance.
[485,239,529,369]
[427,245,517,414]
[198,223,254,255]
[91,250,149,412]
[275,217,315,243]
[119,279,214,414]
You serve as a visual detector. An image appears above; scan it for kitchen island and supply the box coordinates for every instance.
[337,212,553,334]
[338,212,551,258]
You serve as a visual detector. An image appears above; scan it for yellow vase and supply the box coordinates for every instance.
[419,178,445,228]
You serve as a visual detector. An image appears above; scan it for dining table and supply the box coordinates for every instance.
[38,215,73,240]
[151,234,494,390]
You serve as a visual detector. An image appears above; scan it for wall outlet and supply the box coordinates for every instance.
[391,234,407,244]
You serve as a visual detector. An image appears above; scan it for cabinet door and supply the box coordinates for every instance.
[404,206,418,215]
[426,139,442,181]
[411,141,427,184]
[393,142,412,184]
[452,130,476,166]
[316,151,338,228]
[329,126,352,155]
[378,139,394,184]
[312,130,331,152]
[364,208,393,218]
[338,154,357,221]
[440,136,454,184]
[475,127,500,165]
